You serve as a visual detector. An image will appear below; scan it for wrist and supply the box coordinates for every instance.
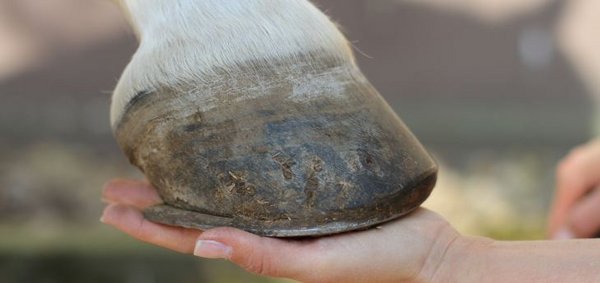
[421,231,494,283]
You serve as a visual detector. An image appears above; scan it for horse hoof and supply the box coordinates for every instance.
[113,57,437,237]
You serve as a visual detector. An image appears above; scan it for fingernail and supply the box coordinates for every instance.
[194,240,232,259]
[553,227,575,240]
[99,205,116,224]
[99,214,107,224]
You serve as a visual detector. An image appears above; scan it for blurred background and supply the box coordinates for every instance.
[0,0,598,282]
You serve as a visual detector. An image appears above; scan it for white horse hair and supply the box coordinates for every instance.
[111,0,356,128]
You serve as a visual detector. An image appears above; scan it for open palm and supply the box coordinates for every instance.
[101,179,457,283]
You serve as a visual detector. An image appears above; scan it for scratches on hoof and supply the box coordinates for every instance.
[304,156,323,208]
[272,152,296,180]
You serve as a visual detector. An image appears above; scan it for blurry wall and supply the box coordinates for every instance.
[316,0,592,147]
[0,0,131,146]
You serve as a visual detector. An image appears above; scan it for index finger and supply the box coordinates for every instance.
[549,142,600,236]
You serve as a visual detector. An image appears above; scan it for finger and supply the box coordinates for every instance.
[195,227,325,281]
[101,204,201,253]
[102,179,162,209]
[548,143,600,236]
[559,141,600,194]
[549,180,589,237]
[569,186,600,238]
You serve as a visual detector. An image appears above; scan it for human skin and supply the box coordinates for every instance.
[102,179,600,283]
[548,139,600,239]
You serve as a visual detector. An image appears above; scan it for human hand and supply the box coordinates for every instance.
[548,139,600,239]
[100,179,463,283]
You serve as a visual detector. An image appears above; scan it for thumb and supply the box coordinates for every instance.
[194,227,327,280]
[568,186,600,238]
